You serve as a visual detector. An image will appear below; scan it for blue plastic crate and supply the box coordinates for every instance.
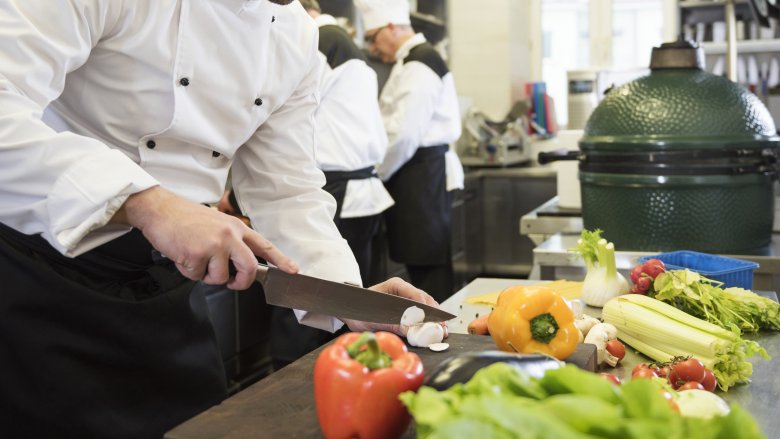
[638,250,759,290]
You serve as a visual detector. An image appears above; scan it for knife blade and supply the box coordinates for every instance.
[255,264,456,324]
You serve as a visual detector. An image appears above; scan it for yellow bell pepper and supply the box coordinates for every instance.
[488,285,579,360]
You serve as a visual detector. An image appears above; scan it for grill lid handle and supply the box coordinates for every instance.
[649,37,705,70]
[537,149,580,165]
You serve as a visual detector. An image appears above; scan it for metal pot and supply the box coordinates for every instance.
[541,39,780,253]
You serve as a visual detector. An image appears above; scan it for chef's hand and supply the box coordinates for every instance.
[111,186,298,290]
[341,277,449,337]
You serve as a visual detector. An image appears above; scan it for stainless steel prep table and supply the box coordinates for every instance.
[522,197,780,291]
[167,278,780,438]
[531,233,780,292]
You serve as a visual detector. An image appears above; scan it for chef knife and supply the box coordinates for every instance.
[255,263,456,324]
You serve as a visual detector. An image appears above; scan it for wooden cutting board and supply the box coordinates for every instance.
[165,334,597,439]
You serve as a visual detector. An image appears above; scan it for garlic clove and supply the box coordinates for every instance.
[401,306,425,327]
[428,342,450,352]
[407,322,445,347]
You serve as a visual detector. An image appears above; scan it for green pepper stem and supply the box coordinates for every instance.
[530,313,560,344]
[346,332,392,371]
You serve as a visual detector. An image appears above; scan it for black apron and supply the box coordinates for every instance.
[323,166,382,284]
[322,166,376,223]
[384,145,451,265]
[0,224,226,439]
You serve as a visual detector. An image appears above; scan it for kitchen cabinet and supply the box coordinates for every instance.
[198,283,274,395]
[458,166,557,279]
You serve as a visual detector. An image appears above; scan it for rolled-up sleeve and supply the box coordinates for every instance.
[0,0,159,256]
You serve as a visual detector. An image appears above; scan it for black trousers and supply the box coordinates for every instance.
[0,224,226,439]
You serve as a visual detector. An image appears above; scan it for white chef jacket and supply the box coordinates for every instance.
[0,0,358,331]
[313,14,394,218]
[377,33,464,188]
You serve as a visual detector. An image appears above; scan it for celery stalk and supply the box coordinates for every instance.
[603,295,770,391]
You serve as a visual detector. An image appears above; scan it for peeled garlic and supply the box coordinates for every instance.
[401,306,425,327]
[407,322,445,348]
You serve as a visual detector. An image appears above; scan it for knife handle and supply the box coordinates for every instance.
[256,263,269,282]
[227,261,269,283]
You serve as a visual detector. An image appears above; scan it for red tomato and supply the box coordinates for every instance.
[632,367,659,380]
[678,381,705,391]
[671,358,706,384]
[632,363,649,376]
[700,368,717,392]
[605,340,626,362]
[654,365,671,378]
[600,373,621,386]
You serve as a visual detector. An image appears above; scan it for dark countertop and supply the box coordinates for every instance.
[167,277,780,438]
[165,334,595,439]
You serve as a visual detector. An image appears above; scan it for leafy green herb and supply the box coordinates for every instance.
[651,269,780,332]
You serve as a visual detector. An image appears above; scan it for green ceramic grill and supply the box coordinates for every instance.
[551,39,780,253]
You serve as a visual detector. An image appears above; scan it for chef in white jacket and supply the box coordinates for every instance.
[0,1,437,437]
[270,0,395,368]
[355,0,464,302]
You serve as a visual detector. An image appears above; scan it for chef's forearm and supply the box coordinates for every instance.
[109,185,166,230]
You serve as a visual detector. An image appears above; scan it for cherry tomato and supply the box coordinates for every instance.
[632,363,649,376]
[671,358,706,384]
[632,367,659,380]
[700,368,717,392]
[654,365,671,378]
[600,373,621,386]
[605,340,626,362]
[678,381,705,391]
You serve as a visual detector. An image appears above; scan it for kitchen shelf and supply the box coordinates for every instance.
[701,38,780,54]
[679,0,748,9]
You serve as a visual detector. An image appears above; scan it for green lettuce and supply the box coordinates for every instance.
[400,364,765,439]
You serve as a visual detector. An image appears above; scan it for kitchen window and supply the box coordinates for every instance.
[539,0,676,128]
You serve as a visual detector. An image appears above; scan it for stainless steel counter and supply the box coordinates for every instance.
[521,197,780,291]
[519,196,582,246]
[442,278,780,438]
[531,233,780,292]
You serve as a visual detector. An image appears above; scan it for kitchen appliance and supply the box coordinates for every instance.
[542,39,780,253]
[566,70,598,130]
[254,264,456,324]
[456,102,531,167]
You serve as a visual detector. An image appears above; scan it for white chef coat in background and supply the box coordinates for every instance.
[0,0,357,331]
[377,33,464,186]
[313,13,394,218]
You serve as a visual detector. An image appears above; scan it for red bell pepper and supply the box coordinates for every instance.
[314,331,424,439]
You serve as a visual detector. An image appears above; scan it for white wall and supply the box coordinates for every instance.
[446,0,678,123]
[448,0,539,121]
